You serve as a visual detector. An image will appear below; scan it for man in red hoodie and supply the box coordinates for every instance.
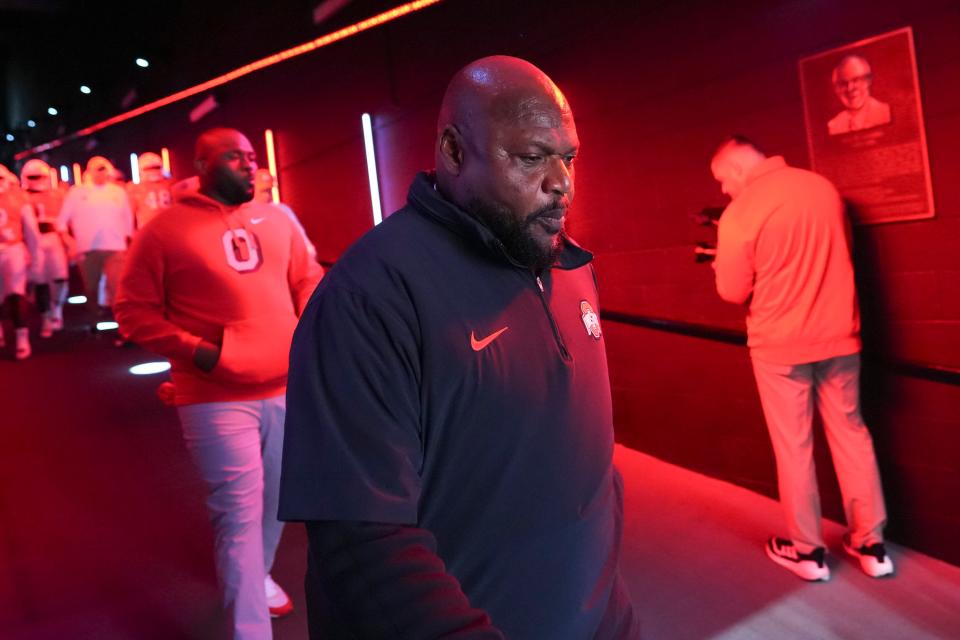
[711,135,892,583]
[115,128,323,639]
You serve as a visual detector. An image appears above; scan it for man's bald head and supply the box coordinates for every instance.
[832,55,874,112]
[194,127,257,205]
[195,128,248,164]
[832,55,872,86]
[710,136,766,200]
[437,56,572,139]
[434,56,578,271]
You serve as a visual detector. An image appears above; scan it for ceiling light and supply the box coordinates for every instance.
[80,85,92,94]
[5,134,13,142]
[27,120,36,128]
[135,58,149,68]
[48,107,58,116]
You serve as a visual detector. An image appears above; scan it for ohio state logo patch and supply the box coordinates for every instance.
[580,300,601,340]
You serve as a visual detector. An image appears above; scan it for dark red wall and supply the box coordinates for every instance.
[37,0,960,565]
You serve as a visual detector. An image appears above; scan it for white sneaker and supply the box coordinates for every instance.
[265,574,293,618]
[14,328,31,360]
[40,316,54,338]
[765,536,830,581]
[843,534,894,578]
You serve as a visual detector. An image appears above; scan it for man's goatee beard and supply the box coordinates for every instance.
[466,198,564,271]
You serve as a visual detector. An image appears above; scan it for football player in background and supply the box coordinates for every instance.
[128,152,175,231]
[0,164,43,359]
[58,156,133,321]
[20,159,70,336]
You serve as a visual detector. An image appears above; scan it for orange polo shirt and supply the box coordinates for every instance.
[715,156,861,364]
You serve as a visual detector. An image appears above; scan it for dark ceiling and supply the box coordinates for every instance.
[0,0,404,166]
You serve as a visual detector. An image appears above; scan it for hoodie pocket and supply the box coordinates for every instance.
[214,314,298,385]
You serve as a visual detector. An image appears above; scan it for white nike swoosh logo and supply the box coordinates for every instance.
[251,217,266,224]
[470,327,509,351]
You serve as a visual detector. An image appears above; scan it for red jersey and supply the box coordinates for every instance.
[127,178,175,230]
[0,190,27,244]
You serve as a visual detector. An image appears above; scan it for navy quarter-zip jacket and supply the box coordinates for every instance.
[280,172,637,639]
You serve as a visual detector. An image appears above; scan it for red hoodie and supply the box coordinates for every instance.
[115,190,323,405]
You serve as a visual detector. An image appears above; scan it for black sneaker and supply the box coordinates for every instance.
[843,534,894,578]
[765,536,830,581]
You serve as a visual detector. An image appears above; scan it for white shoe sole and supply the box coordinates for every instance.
[843,541,894,578]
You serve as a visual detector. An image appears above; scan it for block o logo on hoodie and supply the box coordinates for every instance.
[221,228,263,273]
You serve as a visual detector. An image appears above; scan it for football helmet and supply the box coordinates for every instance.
[138,152,165,183]
[20,159,52,192]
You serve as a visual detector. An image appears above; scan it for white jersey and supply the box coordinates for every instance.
[58,182,133,253]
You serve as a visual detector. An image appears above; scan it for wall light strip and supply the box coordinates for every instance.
[72,162,82,184]
[361,113,382,226]
[130,152,140,184]
[264,129,280,203]
[161,148,171,176]
[60,165,70,183]
[16,0,443,160]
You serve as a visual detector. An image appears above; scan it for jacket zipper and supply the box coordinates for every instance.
[535,274,571,361]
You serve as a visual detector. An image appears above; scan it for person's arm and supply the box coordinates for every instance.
[19,203,43,280]
[120,186,135,243]
[305,521,504,639]
[714,213,755,304]
[56,186,77,233]
[127,185,141,231]
[278,203,319,261]
[286,215,323,315]
[114,230,210,363]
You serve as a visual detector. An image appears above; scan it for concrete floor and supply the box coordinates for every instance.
[2,312,958,639]
[615,445,960,640]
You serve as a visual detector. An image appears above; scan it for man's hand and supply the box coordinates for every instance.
[193,339,221,372]
[156,381,176,406]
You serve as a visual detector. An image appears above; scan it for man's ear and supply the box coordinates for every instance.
[194,158,207,176]
[438,125,465,176]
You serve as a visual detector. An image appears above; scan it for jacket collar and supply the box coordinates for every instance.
[406,171,592,271]
[746,155,788,185]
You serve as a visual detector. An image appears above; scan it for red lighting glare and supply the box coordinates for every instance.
[15,0,443,161]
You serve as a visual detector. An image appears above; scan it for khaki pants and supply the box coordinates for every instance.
[79,249,125,313]
[752,353,887,553]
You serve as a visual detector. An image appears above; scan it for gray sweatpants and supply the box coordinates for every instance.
[177,394,286,640]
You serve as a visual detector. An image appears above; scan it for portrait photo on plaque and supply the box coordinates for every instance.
[799,27,934,224]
